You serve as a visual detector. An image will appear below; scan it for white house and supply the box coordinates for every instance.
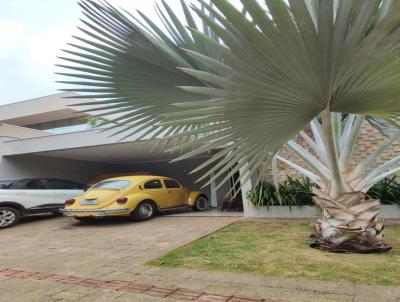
[0,93,244,212]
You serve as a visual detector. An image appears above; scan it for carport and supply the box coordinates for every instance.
[0,130,231,208]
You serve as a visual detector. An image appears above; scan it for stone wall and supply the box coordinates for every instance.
[259,121,400,182]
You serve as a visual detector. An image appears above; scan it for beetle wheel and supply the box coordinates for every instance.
[132,201,156,221]
[193,196,209,211]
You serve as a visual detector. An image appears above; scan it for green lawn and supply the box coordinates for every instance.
[149,221,400,286]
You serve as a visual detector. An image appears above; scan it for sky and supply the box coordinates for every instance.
[0,0,192,106]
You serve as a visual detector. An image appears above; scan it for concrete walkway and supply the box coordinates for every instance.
[0,215,399,302]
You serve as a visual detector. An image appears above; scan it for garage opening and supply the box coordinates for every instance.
[1,149,242,212]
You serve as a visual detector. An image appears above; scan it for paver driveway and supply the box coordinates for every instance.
[0,215,239,275]
[0,215,240,302]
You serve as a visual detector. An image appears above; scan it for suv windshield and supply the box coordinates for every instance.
[90,180,132,190]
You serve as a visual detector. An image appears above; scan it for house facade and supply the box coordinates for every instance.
[0,93,232,211]
[1,93,397,217]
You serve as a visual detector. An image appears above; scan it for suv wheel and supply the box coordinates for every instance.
[0,207,20,229]
[193,196,209,211]
[132,201,156,221]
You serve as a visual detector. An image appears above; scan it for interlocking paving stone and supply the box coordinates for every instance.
[228,297,264,302]
[169,288,204,300]
[0,269,23,276]
[197,294,232,301]
[4,271,34,278]
[171,293,200,300]
[97,280,132,290]
[57,275,88,284]
[144,286,177,297]
[29,272,55,280]
[10,271,35,278]
[42,274,69,282]
[77,278,107,288]
[119,282,153,293]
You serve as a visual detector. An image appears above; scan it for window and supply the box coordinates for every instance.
[27,117,112,134]
[143,179,162,189]
[0,180,16,189]
[46,179,85,190]
[164,179,180,189]
[19,180,46,190]
[91,180,132,190]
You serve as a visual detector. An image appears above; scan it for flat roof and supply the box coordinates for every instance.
[0,92,88,126]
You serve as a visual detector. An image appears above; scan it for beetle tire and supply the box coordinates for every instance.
[193,196,209,211]
[132,201,156,221]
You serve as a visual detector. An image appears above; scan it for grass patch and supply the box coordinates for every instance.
[149,221,400,286]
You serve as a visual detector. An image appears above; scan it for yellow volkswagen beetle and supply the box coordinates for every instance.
[61,175,208,221]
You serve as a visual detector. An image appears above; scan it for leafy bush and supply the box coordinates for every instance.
[247,177,315,208]
[248,176,400,207]
[367,176,400,205]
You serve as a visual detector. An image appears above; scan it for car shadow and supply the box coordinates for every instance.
[19,213,62,225]
[159,208,194,215]
[69,208,195,228]
[70,216,142,227]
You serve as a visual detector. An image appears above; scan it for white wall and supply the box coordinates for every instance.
[0,124,50,139]
[0,155,118,183]
[0,92,84,126]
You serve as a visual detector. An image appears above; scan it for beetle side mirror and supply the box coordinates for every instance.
[84,185,91,192]
[139,185,143,190]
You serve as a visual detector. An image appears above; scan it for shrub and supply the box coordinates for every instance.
[367,176,400,206]
[248,176,400,207]
[247,177,315,208]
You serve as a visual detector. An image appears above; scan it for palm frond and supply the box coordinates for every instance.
[57,0,214,145]
[171,0,400,187]
[366,116,395,137]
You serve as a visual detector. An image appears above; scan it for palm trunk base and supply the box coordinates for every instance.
[310,192,392,253]
[310,235,391,253]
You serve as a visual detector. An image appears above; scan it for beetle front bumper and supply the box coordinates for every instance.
[60,208,130,217]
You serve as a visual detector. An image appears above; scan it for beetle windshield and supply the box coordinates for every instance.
[90,180,132,190]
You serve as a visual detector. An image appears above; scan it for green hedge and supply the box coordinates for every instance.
[247,176,400,207]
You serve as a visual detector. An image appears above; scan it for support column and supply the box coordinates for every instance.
[239,163,258,217]
[210,172,218,208]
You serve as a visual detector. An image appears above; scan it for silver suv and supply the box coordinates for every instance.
[0,178,85,229]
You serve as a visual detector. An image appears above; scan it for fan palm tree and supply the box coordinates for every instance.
[58,0,400,253]
[276,114,399,252]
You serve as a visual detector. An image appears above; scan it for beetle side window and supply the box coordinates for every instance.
[143,179,162,189]
[164,179,181,188]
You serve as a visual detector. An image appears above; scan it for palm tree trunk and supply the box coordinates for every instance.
[309,112,391,253]
[310,191,391,253]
